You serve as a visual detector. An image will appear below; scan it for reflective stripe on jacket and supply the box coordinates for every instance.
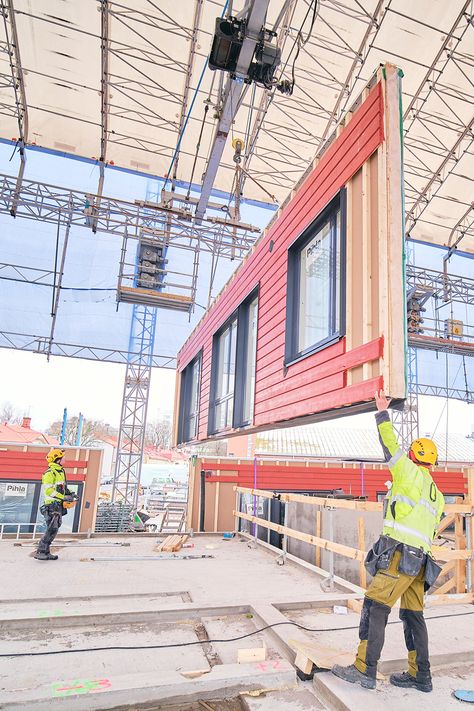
[376,411,444,553]
[42,462,66,505]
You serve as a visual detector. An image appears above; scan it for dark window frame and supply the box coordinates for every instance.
[209,286,259,435]
[208,313,239,436]
[177,350,202,444]
[233,288,259,429]
[285,190,346,367]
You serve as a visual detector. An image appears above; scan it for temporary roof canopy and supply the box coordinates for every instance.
[1,0,474,253]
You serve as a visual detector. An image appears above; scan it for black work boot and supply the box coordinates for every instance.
[390,671,432,692]
[34,552,59,560]
[332,664,376,690]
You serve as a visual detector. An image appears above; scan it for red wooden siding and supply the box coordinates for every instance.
[200,460,468,502]
[0,451,87,482]
[178,82,385,440]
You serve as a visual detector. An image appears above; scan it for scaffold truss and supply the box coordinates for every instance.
[1,0,474,253]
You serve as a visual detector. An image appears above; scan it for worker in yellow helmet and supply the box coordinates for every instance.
[34,448,76,561]
[332,391,444,693]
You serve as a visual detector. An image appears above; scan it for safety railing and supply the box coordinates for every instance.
[234,485,474,605]
[0,522,42,540]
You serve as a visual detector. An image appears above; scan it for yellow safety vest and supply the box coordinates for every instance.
[377,415,444,553]
[42,462,66,505]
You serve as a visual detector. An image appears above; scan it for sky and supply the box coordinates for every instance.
[0,145,473,442]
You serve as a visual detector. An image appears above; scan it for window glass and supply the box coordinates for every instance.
[214,318,237,431]
[242,295,258,424]
[298,219,332,352]
[179,353,201,443]
[0,482,36,533]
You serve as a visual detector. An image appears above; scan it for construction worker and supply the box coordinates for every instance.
[332,390,444,693]
[34,448,76,561]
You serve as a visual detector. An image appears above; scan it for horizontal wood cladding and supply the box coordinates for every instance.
[176,73,397,443]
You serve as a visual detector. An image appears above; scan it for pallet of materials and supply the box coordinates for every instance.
[154,534,189,552]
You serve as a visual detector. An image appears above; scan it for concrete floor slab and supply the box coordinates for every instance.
[0,536,355,607]
[1,659,297,710]
[241,684,326,710]
[313,664,474,711]
[282,605,474,672]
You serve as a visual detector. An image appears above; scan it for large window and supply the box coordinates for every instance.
[235,293,258,427]
[212,318,238,432]
[177,352,202,444]
[285,191,345,364]
[209,289,259,434]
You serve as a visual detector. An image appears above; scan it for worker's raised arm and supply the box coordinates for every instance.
[374,391,422,493]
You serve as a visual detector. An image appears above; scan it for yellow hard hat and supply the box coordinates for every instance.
[410,438,438,466]
[46,448,65,464]
[63,499,76,510]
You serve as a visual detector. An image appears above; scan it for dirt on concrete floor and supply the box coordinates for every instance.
[116,699,245,711]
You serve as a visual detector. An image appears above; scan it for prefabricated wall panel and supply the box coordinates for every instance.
[176,65,405,443]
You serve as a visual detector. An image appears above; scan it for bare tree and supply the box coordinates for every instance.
[190,440,228,456]
[0,402,22,424]
[146,420,172,449]
[48,416,117,447]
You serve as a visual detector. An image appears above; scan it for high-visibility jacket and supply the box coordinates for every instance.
[42,462,66,505]
[376,411,444,553]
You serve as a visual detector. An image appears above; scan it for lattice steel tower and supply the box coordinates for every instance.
[112,182,161,507]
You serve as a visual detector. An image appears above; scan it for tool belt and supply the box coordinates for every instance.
[40,501,63,517]
[365,535,441,588]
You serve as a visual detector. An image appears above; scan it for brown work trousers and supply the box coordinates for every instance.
[354,550,429,680]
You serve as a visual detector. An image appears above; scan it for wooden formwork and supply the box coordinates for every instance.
[234,467,474,606]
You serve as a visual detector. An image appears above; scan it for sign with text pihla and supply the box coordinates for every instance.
[5,483,28,497]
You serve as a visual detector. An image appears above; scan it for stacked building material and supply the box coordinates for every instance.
[94,502,133,532]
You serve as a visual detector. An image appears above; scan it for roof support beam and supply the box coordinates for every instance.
[1,0,28,217]
[195,0,270,222]
[47,200,73,360]
[93,0,110,233]
[170,0,203,189]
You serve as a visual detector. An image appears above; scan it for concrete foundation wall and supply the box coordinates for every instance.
[286,501,383,585]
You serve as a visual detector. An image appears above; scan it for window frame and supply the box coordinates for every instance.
[177,350,202,444]
[285,190,346,367]
[208,286,259,435]
[233,288,259,429]
[208,314,239,435]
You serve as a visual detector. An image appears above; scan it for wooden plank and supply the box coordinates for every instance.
[455,513,466,593]
[434,576,457,595]
[237,647,266,664]
[294,650,313,675]
[361,150,372,382]
[236,488,381,511]
[358,517,367,588]
[315,509,321,569]
[235,510,365,562]
[436,513,456,536]
[290,639,385,679]
[213,481,220,532]
[347,598,364,614]
[234,487,474,514]
[425,592,474,606]
[438,560,456,578]
[431,546,472,561]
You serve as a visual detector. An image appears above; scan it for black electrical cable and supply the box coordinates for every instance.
[2,610,473,659]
